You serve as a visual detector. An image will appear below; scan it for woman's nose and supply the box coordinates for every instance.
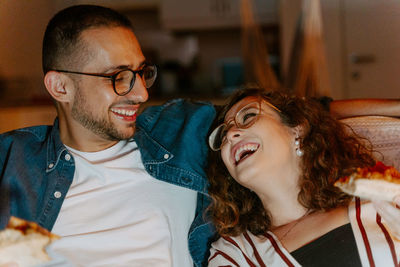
[225,125,241,142]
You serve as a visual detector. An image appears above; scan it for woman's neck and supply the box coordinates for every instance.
[256,185,307,227]
[269,199,308,227]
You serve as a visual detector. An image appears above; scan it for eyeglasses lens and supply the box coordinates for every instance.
[115,70,134,95]
[143,65,157,88]
[209,124,225,151]
[114,65,157,95]
[236,103,260,128]
[209,102,260,151]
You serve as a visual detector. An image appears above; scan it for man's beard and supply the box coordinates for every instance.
[71,88,135,141]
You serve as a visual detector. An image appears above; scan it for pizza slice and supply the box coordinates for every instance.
[0,216,60,267]
[334,161,400,201]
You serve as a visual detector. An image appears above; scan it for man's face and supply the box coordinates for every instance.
[69,26,148,141]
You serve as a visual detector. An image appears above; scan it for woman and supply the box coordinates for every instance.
[207,88,400,266]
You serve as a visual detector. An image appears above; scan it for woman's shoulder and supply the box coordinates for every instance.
[211,231,267,249]
[208,231,273,266]
[208,231,302,266]
[209,232,254,266]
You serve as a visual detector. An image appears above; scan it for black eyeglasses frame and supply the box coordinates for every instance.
[52,64,157,96]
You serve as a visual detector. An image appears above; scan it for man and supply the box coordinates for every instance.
[0,5,215,266]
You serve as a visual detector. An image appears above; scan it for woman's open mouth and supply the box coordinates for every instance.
[234,143,259,165]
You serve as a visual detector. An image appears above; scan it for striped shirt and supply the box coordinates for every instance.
[208,199,400,267]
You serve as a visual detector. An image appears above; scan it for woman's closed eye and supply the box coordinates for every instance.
[241,112,257,124]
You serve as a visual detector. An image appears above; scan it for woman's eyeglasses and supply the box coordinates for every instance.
[53,64,157,96]
[208,100,280,151]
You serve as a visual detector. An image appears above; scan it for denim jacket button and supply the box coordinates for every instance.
[65,154,71,161]
[54,191,62,198]
[163,154,169,159]
[48,163,54,169]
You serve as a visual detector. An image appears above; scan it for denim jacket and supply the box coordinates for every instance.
[0,99,216,266]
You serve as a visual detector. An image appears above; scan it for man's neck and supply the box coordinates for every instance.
[58,117,119,152]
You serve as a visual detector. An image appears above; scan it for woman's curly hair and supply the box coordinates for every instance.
[207,87,376,237]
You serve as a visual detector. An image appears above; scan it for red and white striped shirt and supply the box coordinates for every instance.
[209,199,400,267]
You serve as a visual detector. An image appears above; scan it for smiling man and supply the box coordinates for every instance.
[0,5,216,266]
[46,25,149,150]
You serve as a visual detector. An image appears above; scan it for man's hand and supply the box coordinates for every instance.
[372,196,400,239]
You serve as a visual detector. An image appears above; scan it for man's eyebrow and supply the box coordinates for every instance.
[104,61,147,73]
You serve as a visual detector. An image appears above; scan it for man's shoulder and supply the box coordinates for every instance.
[137,98,216,130]
[0,125,53,144]
[136,98,216,146]
[0,125,55,167]
[134,99,216,193]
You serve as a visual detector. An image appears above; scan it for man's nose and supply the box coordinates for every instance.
[126,73,149,103]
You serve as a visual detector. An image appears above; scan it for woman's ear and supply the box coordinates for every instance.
[44,71,73,103]
[292,125,305,157]
[291,125,304,139]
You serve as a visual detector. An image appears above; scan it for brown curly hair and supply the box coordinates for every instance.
[207,87,376,237]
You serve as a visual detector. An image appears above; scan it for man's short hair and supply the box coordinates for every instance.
[42,5,134,74]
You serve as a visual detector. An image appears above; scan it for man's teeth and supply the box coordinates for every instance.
[111,108,136,116]
[235,144,258,163]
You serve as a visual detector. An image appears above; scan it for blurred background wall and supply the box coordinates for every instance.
[1,0,399,132]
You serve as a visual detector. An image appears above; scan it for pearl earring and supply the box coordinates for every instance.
[295,137,304,157]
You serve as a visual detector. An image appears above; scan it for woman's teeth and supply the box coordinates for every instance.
[235,144,259,163]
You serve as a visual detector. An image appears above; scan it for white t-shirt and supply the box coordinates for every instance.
[49,140,197,267]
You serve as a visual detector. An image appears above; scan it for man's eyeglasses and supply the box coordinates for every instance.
[208,100,281,151]
[53,64,157,96]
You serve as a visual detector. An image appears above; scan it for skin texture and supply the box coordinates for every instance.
[44,26,148,152]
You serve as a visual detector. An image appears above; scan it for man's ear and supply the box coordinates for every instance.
[44,71,73,102]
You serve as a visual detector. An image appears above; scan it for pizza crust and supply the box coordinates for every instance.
[335,176,400,202]
[0,217,59,267]
[335,162,400,201]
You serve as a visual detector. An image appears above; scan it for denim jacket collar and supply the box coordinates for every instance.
[45,118,69,173]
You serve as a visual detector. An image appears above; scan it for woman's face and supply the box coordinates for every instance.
[220,96,300,191]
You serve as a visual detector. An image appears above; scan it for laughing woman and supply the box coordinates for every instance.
[207,88,400,267]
